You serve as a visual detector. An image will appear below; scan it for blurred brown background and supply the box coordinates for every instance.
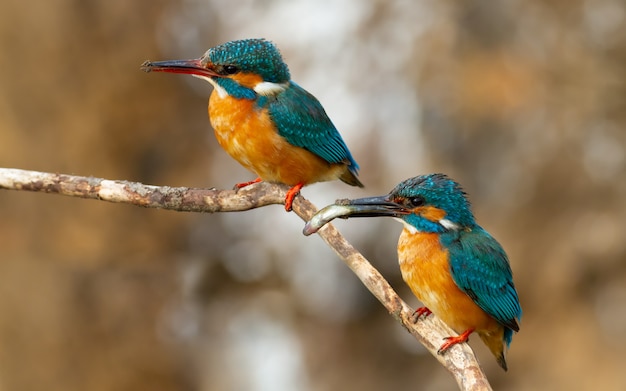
[1,1,625,390]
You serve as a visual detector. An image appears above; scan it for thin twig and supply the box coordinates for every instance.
[0,167,492,390]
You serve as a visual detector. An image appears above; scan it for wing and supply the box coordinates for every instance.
[267,82,359,171]
[446,227,522,332]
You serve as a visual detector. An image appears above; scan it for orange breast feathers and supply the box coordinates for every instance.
[207,92,347,186]
[397,228,500,335]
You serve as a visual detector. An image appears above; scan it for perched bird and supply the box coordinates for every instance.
[303,174,522,370]
[141,38,362,211]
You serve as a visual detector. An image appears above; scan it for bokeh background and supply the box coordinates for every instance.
[1,0,625,390]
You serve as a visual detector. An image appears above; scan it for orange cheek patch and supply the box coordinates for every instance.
[415,206,446,222]
[231,72,264,89]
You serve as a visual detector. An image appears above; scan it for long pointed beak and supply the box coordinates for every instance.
[140,58,220,78]
[303,195,408,236]
[342,196,406,217]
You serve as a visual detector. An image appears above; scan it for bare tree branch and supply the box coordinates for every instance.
[0,167,492,390]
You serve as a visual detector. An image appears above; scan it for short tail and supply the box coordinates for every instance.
[495,351,508,372]
[339,159,363,187]
[478,327,511,371]
[339,168,364,187]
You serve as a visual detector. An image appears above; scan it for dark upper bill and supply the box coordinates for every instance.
[140,58,219,78]
[302,196,407,236]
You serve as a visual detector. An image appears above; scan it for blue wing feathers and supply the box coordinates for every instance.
[445,227,522,336]
[267,82,359,172]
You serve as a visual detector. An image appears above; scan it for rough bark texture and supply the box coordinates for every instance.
[0,167,492,390]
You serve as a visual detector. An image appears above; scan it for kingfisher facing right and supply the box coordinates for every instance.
[304,174,522,370]
[141,39,362,211]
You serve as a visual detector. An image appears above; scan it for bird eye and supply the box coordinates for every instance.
[222,65,240,75]
[407,196,425,207]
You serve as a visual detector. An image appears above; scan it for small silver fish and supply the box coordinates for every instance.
[302,202,354,236]
[304,197,403,236]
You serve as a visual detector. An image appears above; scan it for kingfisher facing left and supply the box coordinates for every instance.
[141,38,363,211]
[303,174,522,370]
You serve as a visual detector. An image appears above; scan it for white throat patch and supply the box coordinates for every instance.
[253,81,288,96]
[394,218,419,234]
[192,74,228,98]
[393,217,461,233]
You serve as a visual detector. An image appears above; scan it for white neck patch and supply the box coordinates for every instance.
[439,218,461,231]
[253,81,288,96]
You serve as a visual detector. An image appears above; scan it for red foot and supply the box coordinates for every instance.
[234,177,262,190]
[411,307,432,323]
[284,183,304,212]
[437,328,474,355]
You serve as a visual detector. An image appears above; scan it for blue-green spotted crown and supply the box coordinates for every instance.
[393,173,476,228]
[205,39,291,83]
